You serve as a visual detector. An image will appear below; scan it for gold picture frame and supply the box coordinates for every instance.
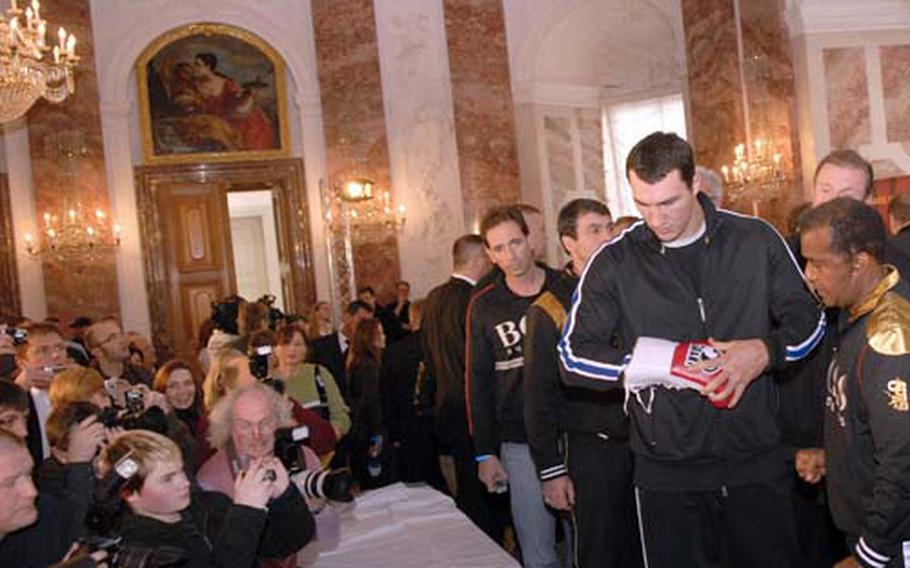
[136,23,290,165]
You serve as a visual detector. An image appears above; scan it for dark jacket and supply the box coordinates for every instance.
[884,225,910,280]
[824,269,910,568]
[348,357,382,443]
[524,272,628,481]
[467,265,563,457]
[116,485,313,568]
[422,276,473,448]
[310,332,347,397]
[380,331,423,445]
[0,462,94,567]
[559,193,825,490]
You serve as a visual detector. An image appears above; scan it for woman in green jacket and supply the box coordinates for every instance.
[272,324,351,440]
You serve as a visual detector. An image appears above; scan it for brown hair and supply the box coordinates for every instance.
[17,322,62,359]
[305,302,329,341]
[479,205,528,247]
[814,149,874,199]
[49,367,105,408]
[46,401,100,451]
[202,348,247,410]
[347,318,382,373]
[888,192,910,228]
[153,359,203,414]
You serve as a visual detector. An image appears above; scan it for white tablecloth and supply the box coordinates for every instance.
[310,483,519,568]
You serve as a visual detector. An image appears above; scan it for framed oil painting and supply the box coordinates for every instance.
[137,23,290,164]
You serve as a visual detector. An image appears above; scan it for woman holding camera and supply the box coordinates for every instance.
[272,325,350,440]
[98,429,313,568]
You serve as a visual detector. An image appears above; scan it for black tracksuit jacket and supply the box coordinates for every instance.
[559,193,826,490]
[824,269,910,568]
[467,265,562,457]
[524,270,628,480]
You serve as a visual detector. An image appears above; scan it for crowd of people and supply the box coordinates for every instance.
[1,131,910,568]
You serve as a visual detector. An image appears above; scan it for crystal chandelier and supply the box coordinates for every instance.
[720,139,786,216]
[0,0,77,123]
[23,129,120,263]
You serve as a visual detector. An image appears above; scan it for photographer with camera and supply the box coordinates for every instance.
[97,428,312,568]
[0,428,105,567]
[85,319,152,389]
[203,347,336,457]
[15,323,74,462]
[199,383,349,563]
[38,402,113,494]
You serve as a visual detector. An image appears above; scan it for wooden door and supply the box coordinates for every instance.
[156,182,236,362]
[136,159,316,363]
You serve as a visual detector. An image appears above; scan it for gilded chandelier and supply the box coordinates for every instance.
[0,0,77,123]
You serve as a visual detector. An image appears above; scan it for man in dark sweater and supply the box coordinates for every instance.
[560,132,825,568]
[525,198,642,568]
[467,206,563,568]
[422,234,497,536]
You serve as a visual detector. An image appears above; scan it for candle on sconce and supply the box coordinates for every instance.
[735,143,745,161]
[397,204,406,215]
[754,139,764,159]
[721,165,730,183]
[43,211,50,226]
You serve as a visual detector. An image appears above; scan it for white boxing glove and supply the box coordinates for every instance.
[624,337,731,409]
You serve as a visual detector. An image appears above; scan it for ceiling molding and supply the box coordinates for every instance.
[793,0,910,35]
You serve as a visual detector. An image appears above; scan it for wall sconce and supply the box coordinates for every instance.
[339,177,375,203]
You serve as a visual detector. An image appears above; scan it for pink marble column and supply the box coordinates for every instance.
[442,0,520,229]
[27,0,120,325]
[682,0,802,227]
[312,0,402,303]
[682,0,745,174]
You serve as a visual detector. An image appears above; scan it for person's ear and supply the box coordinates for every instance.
[852,251,873,274]
[560,235,575,258]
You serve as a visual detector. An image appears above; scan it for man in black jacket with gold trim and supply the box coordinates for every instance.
[525,198,642,568]
[801,198,910,568]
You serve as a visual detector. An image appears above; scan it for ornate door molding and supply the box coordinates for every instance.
[135,159,316,360]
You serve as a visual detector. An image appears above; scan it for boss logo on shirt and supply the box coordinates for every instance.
[494,317,527,350]
[886,378,909,412]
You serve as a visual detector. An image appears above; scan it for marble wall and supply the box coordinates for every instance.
[312,0,402,304]
[823,47,870,149]
[812,32,910,181]
[681,0,744,174]
[26,0,119,325]
[443,0,521,229]
[374,0,465,299]
[682,0,802,225]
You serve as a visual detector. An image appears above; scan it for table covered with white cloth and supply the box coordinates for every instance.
[306,482,519,568]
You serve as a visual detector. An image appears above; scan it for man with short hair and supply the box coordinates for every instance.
[525,198,642,568]
[0,428,99,567]
[800,198,910,568]
[560,132,825,567]
[310,300,374,396]
[0,380,28,440]
[886,192,910,279]
[812,149,874,206]
[15,323,70,462]
[422,234,498,537]
[467,206,563,568]
[85,318,151,387]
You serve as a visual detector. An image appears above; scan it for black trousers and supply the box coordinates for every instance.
[450,442,509,543]
[566,433,643,568]
[636,476,800,568]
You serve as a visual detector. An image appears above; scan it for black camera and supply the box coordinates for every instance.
[273,425,353,502]
[249,345,272,380]
[80,535,186,568]
[210,295,245,335]
[3,326,27,345]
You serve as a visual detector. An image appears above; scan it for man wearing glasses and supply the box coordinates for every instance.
[85,318,152,391]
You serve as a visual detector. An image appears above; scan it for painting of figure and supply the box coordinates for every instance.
[138,24,288,163]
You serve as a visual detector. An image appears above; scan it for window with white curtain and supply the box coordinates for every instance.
[602,93,687,217]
